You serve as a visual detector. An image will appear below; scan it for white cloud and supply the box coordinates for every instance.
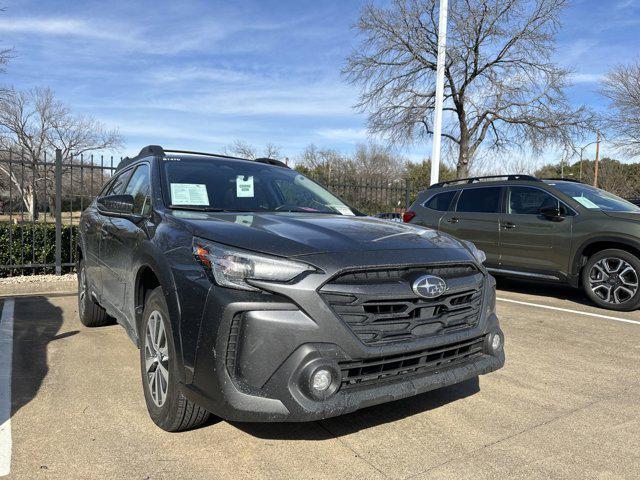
[571,72,604,84]
[315,128,368,141]
[0,16,229,55]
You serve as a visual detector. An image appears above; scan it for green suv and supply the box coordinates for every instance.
[404,175,640,311]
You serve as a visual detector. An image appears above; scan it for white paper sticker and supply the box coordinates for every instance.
[236,176,254,197]
[331,205,355,216]
[573,196,600,209]
[235,215,253,226]
[170,183,210,205]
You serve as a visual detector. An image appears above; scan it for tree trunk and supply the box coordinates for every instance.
[457,137,470,179]
[23,186,38,221]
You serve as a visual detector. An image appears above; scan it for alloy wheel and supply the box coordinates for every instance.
[588,257,639,305]
[144,310,170,407]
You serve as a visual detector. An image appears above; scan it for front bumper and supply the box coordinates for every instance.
[183,250,505,422]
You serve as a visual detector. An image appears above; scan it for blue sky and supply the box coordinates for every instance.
[1,0,639,164]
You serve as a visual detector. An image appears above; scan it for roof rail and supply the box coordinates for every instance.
[116,145,290,171]
[429,174,541,189]
[163,149,247,161]
[542,177,583,183]
[254,157,289,168]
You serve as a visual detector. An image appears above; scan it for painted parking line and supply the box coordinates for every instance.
[0,299,14,477]
[497,297,640,326]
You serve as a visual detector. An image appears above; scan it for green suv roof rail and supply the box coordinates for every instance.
[116,145,288,171]
[542,177,584,183]
[429,174,541,189]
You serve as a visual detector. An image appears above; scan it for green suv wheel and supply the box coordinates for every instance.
[582,249,640,311]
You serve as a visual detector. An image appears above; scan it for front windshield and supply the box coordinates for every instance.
[550,181,640,213]
[162,156,356,215]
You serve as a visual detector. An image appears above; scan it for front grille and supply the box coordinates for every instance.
[340,336,485,388]
[320,264,484,346]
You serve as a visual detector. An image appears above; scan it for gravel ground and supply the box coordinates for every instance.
[0,273,77,285]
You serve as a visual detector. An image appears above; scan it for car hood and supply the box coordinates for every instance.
[169,211,467,257]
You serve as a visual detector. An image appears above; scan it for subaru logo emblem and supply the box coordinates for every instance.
[412,275,447,298]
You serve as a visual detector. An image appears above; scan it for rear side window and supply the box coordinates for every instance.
[123,164,151,215]
[456,187,501,213]
[424,191,456,211]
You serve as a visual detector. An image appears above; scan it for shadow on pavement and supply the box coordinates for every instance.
[232,376,479,440]
[495,277,592,306]
[10,295,77,418]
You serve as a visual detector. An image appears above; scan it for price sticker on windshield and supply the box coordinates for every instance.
[236,176,254,197]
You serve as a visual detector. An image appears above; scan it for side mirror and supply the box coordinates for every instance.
[97,194,138,218]
[539,206,564,222]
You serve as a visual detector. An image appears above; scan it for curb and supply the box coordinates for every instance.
[0,280,78,297]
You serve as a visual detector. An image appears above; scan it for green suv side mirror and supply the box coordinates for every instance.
[539,206,564,222]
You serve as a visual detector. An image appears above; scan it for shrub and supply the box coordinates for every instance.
[0,222,78,277]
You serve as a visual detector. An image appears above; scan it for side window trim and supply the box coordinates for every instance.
[506,185,577,216]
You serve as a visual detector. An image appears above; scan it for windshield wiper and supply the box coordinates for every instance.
[168,205,225,212]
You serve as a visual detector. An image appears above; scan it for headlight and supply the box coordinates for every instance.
[193,238,315,291]
[462,240,486,264]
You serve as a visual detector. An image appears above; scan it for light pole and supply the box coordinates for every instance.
[576,138,599,181]
[429,0,449,186]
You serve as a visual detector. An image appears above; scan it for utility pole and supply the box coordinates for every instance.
[429,0,449,186]
[593,131,601,188]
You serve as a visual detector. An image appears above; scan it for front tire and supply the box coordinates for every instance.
[77,259,111,327]
[582,249,640,311]
[140,287,211,432]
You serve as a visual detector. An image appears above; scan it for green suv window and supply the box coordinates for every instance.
[508,186,570,215]
[456,187,501,213]
[424,191,456,211]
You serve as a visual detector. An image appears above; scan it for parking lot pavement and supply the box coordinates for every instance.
[2,283,640,480]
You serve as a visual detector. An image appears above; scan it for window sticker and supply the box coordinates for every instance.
[235,215,253,226]
[236,176,254,198]
[573,196,599,209]
[170,183,209,205]
[329,205,355,216]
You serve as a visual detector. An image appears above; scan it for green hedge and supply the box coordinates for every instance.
[0,222,78,277]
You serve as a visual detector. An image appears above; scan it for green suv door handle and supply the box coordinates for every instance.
[447,217,460,224]
[502,222,516,229]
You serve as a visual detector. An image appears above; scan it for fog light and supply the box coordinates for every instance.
[491,333,502,352]
[311,369,332,392]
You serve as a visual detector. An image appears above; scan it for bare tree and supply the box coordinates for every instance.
[601,59,640,158]
[344,0,595,177]
[0,87,122,220]
[225,140,282,160]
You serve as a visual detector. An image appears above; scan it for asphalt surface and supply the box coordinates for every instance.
[2,279,640,479]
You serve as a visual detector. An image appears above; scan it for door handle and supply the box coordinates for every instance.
[99,226,109,239]
[447,217,459,224]
[502,222,516,229]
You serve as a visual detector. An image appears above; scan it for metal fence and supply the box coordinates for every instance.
[0,150,413,277]
[0,149,118,277]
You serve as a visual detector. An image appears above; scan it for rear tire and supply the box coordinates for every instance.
[140,287,211,432]
[582,249,640,311]
[77,258,111,327]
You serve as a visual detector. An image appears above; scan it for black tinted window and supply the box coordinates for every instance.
[424,191,456,211]
[124,164,151,215]
[508,186,563,215]
[456,187,501,213]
